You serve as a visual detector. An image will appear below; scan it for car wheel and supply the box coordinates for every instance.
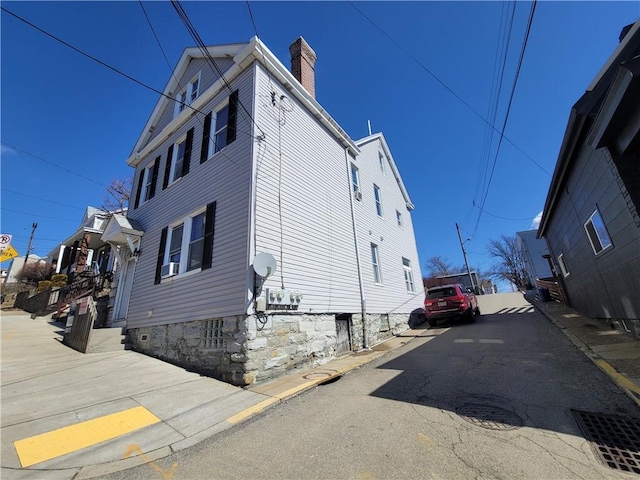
[466,308,475,323]
[428,318,437,327]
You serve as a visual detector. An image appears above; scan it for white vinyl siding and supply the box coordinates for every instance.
[253,64,361,313]
[353,136,423,314]
[125,67,255,328]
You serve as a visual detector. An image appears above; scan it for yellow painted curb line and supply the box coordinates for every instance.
[594,358,640,398]
[226,398,280,425]
[14,406,160,467]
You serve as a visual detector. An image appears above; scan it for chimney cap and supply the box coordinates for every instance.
[289,36,317,63]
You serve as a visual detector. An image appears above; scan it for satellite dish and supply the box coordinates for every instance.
[253,252,277,279]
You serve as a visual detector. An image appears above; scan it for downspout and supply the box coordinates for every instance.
[345,147,368,349]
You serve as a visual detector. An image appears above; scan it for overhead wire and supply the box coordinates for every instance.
[472,0,538,239]
[346,1,549,177]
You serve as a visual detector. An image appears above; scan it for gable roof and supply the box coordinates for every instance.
[128,37,359,167]
[355,133,415,210]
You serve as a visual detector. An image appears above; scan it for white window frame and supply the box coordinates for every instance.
[557,253,569,278]
[402,257,415,293]
[169,136,187,185]
[174,73,201,117]
[396,210,403,227]
[350,163,360,193]
[141,162,155,205]
[374,184,383,217]
[371,243,382,285]
[164,206,206,278]
[584,209,613,255]
[207,99,231,159]
[202,319,223,350]
[379,151,386,175]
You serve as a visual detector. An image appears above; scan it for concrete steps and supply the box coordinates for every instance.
[87,328,131,353]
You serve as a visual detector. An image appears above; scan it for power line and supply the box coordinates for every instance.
[170,1,266,138]
[1,208,78,222]
[245,1,259,37]
[472,0,538,238]
[1,6,207,118]
[1,188,85,210]
[1,142,108,188]
[346,1,549,177]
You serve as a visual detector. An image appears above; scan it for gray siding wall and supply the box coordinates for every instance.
[146,57,236,148]
[517,230,552,283]
[126,66,256,328]
[252,64,362,313]
[544,145,640,320]
[354,138,424,314]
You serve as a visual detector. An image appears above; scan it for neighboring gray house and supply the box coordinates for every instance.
[112,37,423,385]
[538,20,640,323]
[516,229,552,287]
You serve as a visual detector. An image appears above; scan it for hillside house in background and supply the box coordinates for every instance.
[114,36,424,385]
[538,20,640,324]
[515,230,553,288]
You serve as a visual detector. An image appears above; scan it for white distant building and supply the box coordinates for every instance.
[516,230,553,287]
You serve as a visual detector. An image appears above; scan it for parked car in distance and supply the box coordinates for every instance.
[424,283,480,327]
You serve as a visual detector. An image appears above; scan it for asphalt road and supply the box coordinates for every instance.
[99,293,640,480]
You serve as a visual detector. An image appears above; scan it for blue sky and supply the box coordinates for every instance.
[2,1,638,289]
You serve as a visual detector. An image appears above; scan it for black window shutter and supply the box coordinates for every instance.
[163,145,174,190]
[202,201,216,270]
[149,156,160,199]
[154,227,168,285]
[182,128,194,177]
[226,90,238,145]
[200,112,212,164]
[134,171,144,209]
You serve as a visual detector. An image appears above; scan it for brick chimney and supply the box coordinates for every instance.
[289,37,317,98]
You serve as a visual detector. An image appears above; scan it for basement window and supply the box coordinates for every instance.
[202,319,223,349]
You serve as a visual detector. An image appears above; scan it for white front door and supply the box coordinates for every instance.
[114,257,136,320]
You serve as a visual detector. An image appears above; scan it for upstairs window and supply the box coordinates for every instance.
[163,128,194,189]
[133,156,160,209]
[557,253,569,277]
[201,90,239,163]
[379,152,386,174]
[374,184,383,217]
[396,210,403,227]
[175,74,201,116]
[351,163,360,192]
[584,209,612,255]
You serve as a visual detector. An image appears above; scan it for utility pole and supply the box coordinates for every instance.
[456,223,475,293]
[24,222,37,266]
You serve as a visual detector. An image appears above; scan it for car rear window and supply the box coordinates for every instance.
[427,287,457,299]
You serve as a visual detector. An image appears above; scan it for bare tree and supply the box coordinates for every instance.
[424,256,461,277]
[486,234,528,290]
[17,261,51,284]
[101,177,132,213]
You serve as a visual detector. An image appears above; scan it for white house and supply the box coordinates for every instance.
[112,36,424,385]
[515,229,553,287]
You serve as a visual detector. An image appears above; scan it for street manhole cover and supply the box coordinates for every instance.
[456,404,523,430]
[573,410,640,475]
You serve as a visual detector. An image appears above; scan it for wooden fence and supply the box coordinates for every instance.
[536,278,567,304]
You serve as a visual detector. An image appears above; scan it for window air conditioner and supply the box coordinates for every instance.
[354,190,362,201]
[161,262,179,278]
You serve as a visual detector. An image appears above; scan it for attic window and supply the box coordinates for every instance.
[174,73,201,117]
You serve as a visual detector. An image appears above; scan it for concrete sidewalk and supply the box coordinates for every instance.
[528,295,640,408]
[0,311,440,480]
[2,294,639,479]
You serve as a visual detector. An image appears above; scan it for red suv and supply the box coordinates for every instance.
[424,284,480,327]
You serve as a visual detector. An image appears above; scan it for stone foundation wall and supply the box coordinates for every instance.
[127,315,252,386]
[127,311,416,386]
